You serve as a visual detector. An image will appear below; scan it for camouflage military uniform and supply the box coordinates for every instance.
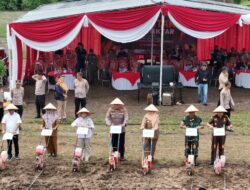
[182,115,202,158]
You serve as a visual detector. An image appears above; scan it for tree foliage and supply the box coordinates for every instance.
[22,0,60,10]
[0,0,245,11]
[0,60,6,78]
[0,0,64,10]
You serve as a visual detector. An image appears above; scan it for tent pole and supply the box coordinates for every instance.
[150,29,154,65]
[8,49,12,91]
[159,14,164,105]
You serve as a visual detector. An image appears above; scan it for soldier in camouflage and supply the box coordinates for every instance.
[180,105,204,165]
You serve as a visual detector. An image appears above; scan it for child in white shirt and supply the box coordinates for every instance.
[1,104,22,160]
[71,107,94,161]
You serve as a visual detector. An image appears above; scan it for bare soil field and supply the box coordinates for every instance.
[1,84,250,189]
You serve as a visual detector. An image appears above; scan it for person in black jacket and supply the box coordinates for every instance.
[75,42,87,73]
[195,62,210,106]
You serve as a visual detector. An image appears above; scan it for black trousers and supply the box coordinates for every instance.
[15,105,23,118]
[88,65,97,84]
[75,97,86,117]
[7,135,19,157]
[225,109,231,118]
[211,135,226,163]
[217,89,222,106]
[112,132,125,158]
[0,107,3,123]
[35,95,45,117]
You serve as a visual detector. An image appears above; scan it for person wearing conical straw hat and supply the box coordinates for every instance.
[41,103,59,157]
[207,105,233,165]
[140,104,160,161]
[1,104,22,160]
[71,107,95,162]
[180,105,204,165]
[105,98,128,161]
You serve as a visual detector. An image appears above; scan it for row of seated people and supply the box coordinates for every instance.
[210,46,250,72]
[98,56,142,73]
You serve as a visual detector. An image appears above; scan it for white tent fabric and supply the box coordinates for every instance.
[168,12,227,39]
[8,16,84,88]
[16,0,162,23]
[241,14,250,25]
[7,0,250,91]
[9,34,18,89]
[16,0,250,23]
[88,10,161,43]
[7,11,161,87]
[11,17,85,52]
[165,0,250,15]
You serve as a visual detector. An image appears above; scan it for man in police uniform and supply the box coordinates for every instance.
[180,105,204,165]
[207,105,233,165]
[105,98,128,160]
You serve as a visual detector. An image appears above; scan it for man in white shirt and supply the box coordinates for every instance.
[1,104,22,160]
[32,72,47,118]
[73,72,89,118]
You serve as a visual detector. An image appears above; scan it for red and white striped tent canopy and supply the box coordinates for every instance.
[7,0,250,88]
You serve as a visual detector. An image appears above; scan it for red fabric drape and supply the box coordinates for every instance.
[65,25,101,55]
[112,71,140,86]
[64,31,81,51]
[16,37,23,80]
[82,25,101,55]
[31,48,37,65]
[24,46,31,80]
[88,5,161,30]
[197,25,250,60]
[10,15,84,42]
[162,5,240,32]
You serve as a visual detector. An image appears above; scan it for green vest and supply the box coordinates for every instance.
[182,115,202,128]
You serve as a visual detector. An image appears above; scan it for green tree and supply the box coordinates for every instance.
[22,0,61,10]
[16,0,22,10]
[234,0,241,3]
[0,0,18,10]
[0,0,63,10]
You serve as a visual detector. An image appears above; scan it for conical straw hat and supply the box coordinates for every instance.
[144,104,159,112]
[213,105,227,113]
[77,107,91,115]
[43,103,57,110]
[5,103,18,111]
[110,98,124,105]
[184,105,199,113]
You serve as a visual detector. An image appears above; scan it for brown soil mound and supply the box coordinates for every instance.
[1,158,249,189]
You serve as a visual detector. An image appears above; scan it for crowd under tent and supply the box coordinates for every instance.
[7,0,250,102]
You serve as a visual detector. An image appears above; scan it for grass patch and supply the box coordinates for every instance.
[22,111,250,135]
[241,0,250,5]
[0,11,26,47]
